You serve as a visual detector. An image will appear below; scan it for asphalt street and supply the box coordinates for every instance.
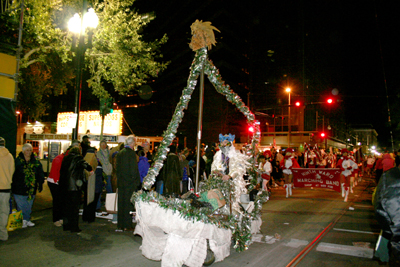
[0,175,384,267]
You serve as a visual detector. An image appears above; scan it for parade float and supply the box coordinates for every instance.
[131,20,269,267]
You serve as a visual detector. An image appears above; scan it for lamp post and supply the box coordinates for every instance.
[68,2,98,140]
[16,111,22,145]
[286,87,291,148]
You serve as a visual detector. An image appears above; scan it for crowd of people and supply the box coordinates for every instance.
[1,133,400,264]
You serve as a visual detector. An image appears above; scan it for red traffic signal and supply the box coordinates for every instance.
[248,126,255,133]
[327,98,333,104]
[320,132,326,138]
[295,101,301,107]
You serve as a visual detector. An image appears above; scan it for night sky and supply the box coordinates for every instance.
[129,0,400,147]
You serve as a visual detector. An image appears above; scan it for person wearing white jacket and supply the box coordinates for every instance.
[258,155,272,191]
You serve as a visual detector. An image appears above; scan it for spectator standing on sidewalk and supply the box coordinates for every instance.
[59,147,93,232]
[0,137,15,241]
[137,149,150,183]
[12,143,45,228]
[374,166,400,266]
[116,135,141,231]
[163,145,182,197]
[96,140,113,212]
[47,140,80,227]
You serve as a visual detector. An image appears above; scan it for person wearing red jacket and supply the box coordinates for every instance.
[280,148,300,198]
[47,140,80,227]
[337,148,358,202]
[375,155,384,183]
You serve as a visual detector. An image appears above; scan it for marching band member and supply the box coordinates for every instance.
[258,154,272,192]
[280,148,300,198]
[337,148,358,202]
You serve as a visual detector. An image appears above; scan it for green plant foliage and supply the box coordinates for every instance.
[1,0,168,118]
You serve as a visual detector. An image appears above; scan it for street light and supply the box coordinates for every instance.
[285,87,291,148]
[68,3,98,140]
[16,111,22,145]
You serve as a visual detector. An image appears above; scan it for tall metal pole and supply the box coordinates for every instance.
[288,92,291,148]
[72,0,88,140]
[195,67,205,193]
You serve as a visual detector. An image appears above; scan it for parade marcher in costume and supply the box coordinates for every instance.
[305,147,317,168]
[337,148,358,202]
[326,151,335,168]
[280,148,300,198]
[258,155,272,192]
[211,134,250,214]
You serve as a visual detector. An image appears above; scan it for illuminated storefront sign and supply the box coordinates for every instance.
[57,110,123,135]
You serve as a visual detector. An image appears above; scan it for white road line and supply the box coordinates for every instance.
[333,228,379,235]
[316,242,374,259]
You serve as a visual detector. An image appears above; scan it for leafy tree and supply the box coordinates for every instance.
[1,0,168,119]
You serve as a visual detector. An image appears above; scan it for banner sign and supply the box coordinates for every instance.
[292,168,341,192]
[57,110,123,135]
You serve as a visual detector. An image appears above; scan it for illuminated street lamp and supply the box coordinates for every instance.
[68,3,98,140]
[285,87,291,148]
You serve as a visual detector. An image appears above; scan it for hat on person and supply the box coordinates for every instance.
[286,148,294,153]
[341,148,349,154]
[263,150,272,158]
[0,137,5,147]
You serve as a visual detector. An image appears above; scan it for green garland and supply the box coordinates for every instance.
[136,45,267,252]
[142,47,261,191]
[19,155,40,200]
[132,187,268,252]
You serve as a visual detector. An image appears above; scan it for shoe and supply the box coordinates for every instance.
[112,221,117,224]
[23,220,35,228]
[54,221,62,227]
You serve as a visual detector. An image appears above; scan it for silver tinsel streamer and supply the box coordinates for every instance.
[136,43,267,252]
[141,48,208,190]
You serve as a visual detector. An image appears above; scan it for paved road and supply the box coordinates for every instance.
[0,176,383,267]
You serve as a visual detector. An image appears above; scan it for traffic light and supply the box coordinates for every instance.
[248,126,255,133]
[100,98,114,116]
[326,98,333,104]
[320,132,326,138]
[294,101,301,107]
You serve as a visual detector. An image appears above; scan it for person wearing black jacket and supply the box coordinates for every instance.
[116,135,141,231]
[12,143,44,228]
[59,147,92,233]
[374,166,400,265]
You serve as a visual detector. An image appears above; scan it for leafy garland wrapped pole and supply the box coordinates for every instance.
[134,20,267,253]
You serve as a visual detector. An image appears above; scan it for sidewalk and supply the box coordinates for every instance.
[0,182,157,267]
